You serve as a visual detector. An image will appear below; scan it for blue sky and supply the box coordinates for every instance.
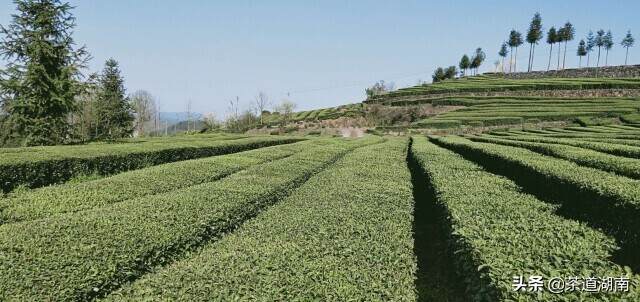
[1,0,639,116]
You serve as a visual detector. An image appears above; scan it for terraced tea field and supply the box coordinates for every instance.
[1,124,640,301]
[360,76,640,130]
[368,75,640,102]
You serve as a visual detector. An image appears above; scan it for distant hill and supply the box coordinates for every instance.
[159,112,203,124]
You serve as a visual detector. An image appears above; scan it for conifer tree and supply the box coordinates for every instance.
[470,48,485,75]
[595,29,605,67]
[560,22,575,69]
[0,0,88,146]
[459,55,470,76]
[95,59,134,139]
[577,39,587,68]
[556,27,565,69]
[586,31,595,67]
[498,43,509,73]
[621,30,635,65]
[546,27,557,71]
[603,30,614,66]
[508,30,523,72]
[526,13,543,72]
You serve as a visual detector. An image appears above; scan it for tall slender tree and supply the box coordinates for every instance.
[470,48,486,75]
[526,13,543,72]
[595,29,605,67]
[0,0,88,146]
[604,30,614,66]
[94,59,134,140]
[459,54,471,76]
[498,43,509,73]
[560,22,575,69]
[621,30,635,65]
[556,27,565,69]
[508,30,523,72]
[577,39,587,68]
[546,27,557,71]
[586,31,595,67]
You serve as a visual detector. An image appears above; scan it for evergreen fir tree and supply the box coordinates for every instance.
[0,0,88,146]
[95,59,134,139]
[546,27,557,71]
[603,30,614,66]
[526,13,543,72]
[577,39,587,68]
[595,29,605,67]
[498,43,509,73]
[458,55,470,76]
[508,30,523,72]
[621,30,635,65]
[586,31,595,67]
[560,22,575,69]
[470,48,485,75]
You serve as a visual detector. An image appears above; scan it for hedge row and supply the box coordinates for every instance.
[562,126,639,134]
[411,119,462,129]
[0,136,301,193]
[603,124,640,131]
[0,137,382,301]
[505,129,640,140]
[621,113,640,124]
[533,133,640,140]
[0,140,326,223]
[432,136,640,274]
[106,139,416,301]
[490,135,640,159]
[411,136,638,301]
[470,135,640,179]
[369,77,640,100]
[430,97,634,107]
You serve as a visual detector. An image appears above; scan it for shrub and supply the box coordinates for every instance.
[0,137,382,300]
[0,137,302,193]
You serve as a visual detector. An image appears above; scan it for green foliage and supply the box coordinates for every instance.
[412,136,638,301]
[586,31,595,52]
[508,30,523,48]
[411,119,461,129]
[432,67,445,83]
[432,66,457,83]
[498,42,508,59]
[526,13,543,71]
[621,30,635,48]
[604,30,614,50]
[469,48,485,74]
[459,54,471,72]
[94,59,134,140]
[491,134,640,159]
[526,13,543,44]
[577,39,588,57]
[0,135,301,193]
[470,135,640,179]
[621,113,640,124]
[547,27,558,45]
[560,22,575,43]
[368,76,640,102]
[0,137,381,300]
[106,139,416,301]
[0,139,318,223]
[0,0,88,146]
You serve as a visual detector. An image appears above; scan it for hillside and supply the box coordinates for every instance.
[266,70,640,134]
